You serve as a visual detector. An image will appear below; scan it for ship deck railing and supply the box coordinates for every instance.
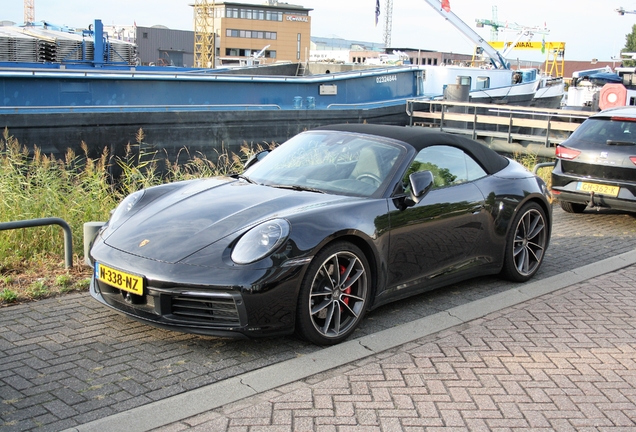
[406,99,593,148]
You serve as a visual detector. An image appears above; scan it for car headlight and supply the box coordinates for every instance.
[231,219,290,264]
[108,190,145,229]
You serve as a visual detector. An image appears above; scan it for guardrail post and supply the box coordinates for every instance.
[508,113,513,143]
[440,103,445,131]
[0,218,73,268]
[533,162,556,174]
[84,222,105,267]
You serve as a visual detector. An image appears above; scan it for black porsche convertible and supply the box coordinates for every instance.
[90,124,552,345]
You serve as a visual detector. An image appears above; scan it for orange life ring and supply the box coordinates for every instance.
[599,84,627,110]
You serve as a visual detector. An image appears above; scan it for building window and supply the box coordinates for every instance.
[227,8,284,21]
[297,33,301,60]
[226,29,276,40]
[142,32,148,39]
[225,48,276,59]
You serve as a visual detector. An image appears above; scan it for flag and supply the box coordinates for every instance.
[441,0,451,12]
[375,0,380,26]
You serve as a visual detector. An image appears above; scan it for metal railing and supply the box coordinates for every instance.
[407,99,593,148]
[0,218,73,268]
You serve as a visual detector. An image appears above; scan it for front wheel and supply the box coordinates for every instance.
[501,202,549,282]
[296,242,370,345]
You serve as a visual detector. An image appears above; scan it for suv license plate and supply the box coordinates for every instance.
[576,182,620,197]
[95,262,144,296]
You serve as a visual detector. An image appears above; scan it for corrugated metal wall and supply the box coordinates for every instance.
[136,26,194,67]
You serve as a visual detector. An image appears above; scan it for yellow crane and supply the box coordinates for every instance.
[194,0,215,68]
[24,0,35,24]
[489,41,566,77]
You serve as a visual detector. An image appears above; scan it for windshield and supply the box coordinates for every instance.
[245,131,405,197]
[568,117,636,148]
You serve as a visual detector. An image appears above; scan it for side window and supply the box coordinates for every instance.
[457,76,471,86]
[476,76,490,89]
[404,145,487,190]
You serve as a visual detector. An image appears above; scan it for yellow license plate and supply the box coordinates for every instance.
[577,182,620,197]
[95,263,144,296]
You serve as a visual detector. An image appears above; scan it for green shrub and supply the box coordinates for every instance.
[0,288,18,303]
[54,274,73,288]
[27,280,49,299]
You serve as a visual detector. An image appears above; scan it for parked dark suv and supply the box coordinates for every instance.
[551,106,636,214]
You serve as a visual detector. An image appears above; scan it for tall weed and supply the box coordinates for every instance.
[0,128,267,270]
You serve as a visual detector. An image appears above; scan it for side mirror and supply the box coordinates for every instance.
[244,150,270,170]
[409,170,434,204]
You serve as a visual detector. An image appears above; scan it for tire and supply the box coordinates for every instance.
[295,242,370,345]
[501,202,549,282]
[560,200,586,213]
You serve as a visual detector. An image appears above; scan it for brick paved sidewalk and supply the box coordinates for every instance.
[156,265,636,431]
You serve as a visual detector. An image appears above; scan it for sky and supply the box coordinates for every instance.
[3,0,636,63]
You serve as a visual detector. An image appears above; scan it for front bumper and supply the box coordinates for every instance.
[91,277,253,337]
[90,240,306,338]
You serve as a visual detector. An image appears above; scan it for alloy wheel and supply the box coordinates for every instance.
[308,250,368,339]
[512,208,547,277]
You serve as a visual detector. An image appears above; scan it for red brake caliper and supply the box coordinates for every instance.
[340,264,351,311]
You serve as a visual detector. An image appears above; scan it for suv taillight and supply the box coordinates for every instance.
[631,156,636,165]
[555,145,581,160]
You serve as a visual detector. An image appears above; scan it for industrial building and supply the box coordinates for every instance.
[106,1,313,67]
[205,1,312,66]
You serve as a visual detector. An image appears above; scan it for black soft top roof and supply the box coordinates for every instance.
[313,123,509,175]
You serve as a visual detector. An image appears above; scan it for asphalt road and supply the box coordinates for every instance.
[1,206,635,431]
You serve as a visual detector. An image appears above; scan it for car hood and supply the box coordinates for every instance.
[103,178,350,263]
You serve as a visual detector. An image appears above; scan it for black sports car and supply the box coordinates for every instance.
[552,106,636,214]
[90,124,552,345]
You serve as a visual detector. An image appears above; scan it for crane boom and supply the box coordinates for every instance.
[24,0,35,24]
[383,0,393,47]
[422,0,508,69]
[617,7,636,15]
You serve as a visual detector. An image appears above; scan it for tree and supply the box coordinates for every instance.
[622,24,636,67]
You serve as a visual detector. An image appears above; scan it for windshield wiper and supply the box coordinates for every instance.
[233,174,257,184]
[606,140,636,146]
[268,184,326,194]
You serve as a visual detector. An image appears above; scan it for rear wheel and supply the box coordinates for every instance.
[560,200,586,213]
[501,202,548,282]
[295,242,370,345]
